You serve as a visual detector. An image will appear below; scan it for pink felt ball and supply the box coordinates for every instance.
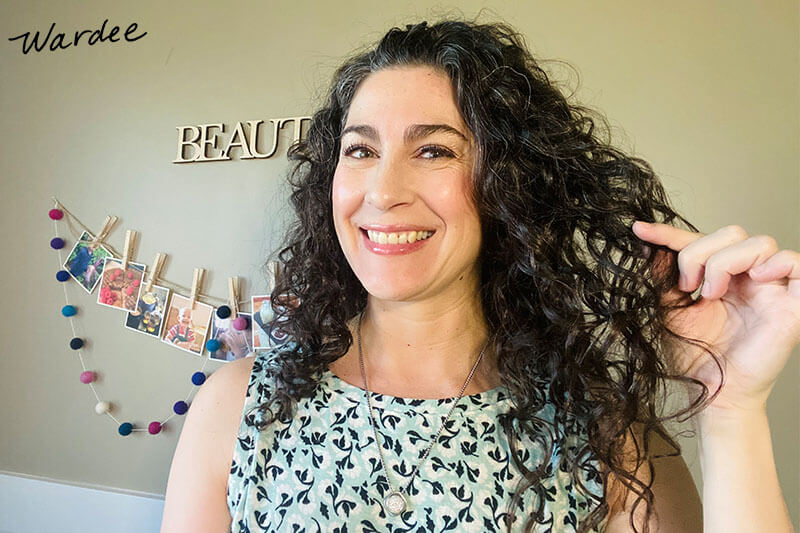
[148,422,162,435]
[48,209,63,220]
[80,371,96,384]
[233,316,248,331]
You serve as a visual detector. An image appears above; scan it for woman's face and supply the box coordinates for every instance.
[332,65,482,304]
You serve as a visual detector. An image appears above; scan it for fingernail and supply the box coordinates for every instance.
[701,283,712,298]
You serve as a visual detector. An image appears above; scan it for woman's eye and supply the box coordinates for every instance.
[418,145,455,159]
[343,144,374,159]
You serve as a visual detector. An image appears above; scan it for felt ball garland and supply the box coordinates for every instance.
[49,202,237,437]
[216,305,231,319]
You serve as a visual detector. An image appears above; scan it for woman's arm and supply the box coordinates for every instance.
[160,356,255,533]
[696,406,793,532]
[604,408,794,533]
[605,423,703,532]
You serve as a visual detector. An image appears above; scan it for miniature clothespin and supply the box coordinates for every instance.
[145,253,166,293]
[121,230,137,270]
[266,261,280,293]
[227,277,240,319]
[91,215,118,246]
[189,268,205,310]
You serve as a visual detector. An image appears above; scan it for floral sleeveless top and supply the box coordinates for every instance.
[227,346,607,532]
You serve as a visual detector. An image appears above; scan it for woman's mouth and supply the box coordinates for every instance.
[360,227,435,255]
[365,229,434,244]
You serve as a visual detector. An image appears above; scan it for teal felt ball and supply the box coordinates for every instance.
[206,339,221,352]
[62,305,77,317]
[118,423,133,436]
[191,372,206,386]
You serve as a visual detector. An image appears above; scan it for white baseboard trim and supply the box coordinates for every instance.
[0,472,164,533]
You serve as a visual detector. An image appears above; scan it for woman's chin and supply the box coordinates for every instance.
[363,285,422,304]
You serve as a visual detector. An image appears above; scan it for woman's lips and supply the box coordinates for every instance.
[360,228,434,255]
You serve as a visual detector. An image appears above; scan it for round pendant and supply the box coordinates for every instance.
[384,491,407,515]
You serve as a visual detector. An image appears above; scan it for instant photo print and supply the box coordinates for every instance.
[209,312,253,362]
[97,259,146,312]
[125,284,170,338]
[62,231,113,293]
[161,294,213,356]
[251,295,289,350]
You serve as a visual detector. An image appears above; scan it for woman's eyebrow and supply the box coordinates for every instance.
[405,124,468,143]
[340,124,468,143]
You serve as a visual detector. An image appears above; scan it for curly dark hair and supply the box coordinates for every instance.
[261,19,719,533]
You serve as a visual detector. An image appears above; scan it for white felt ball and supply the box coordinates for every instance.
[94,401,111,415]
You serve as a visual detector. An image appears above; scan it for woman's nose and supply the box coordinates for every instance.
[365,158,413,211]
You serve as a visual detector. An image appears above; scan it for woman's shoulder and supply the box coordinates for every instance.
[200,343,293,414]
[161,354,258,531]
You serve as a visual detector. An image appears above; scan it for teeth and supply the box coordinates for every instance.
[366,230,433,244]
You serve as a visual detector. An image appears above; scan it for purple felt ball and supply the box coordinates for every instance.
[148,422,162,435]
[233,316,249,331]
[48,209,64,220]
[173,401,189,415]
[80,371,95,384]
[50,237,65,249]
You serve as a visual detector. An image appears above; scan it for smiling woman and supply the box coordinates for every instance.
[332,67,482,304]
[161,19,798,533]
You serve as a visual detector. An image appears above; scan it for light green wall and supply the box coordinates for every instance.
[1,0,797,525]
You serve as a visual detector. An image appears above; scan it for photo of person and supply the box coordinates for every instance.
[124,284,170,338]
[209,312,253,362]
[251,295,289,350]
[62,231,113,293]
[161,294,212,356]
[96,259,146,312]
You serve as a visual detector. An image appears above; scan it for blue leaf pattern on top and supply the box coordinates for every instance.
[227,347,607,532]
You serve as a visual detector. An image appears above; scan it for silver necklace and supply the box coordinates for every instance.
[357,315,486,516]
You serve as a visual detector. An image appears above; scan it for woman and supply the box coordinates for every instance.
[161,20,798,532]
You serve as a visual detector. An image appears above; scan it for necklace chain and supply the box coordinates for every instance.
[357,314,486,514]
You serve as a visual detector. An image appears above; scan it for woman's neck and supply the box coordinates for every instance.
[330,291,500,398]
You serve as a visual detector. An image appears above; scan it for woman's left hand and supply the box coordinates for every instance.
[632,221,800,414]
